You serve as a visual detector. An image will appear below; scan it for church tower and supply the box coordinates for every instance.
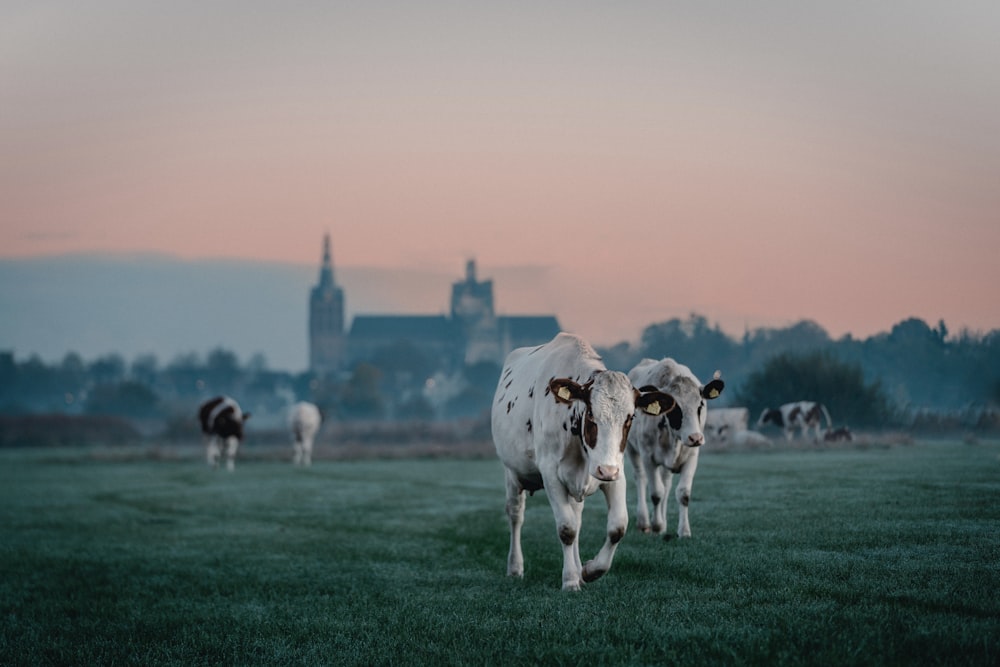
[451,259,501,364]
[309,233,345,375]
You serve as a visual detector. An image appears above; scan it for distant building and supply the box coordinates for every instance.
[308,234,346,376]
[307,235,560,375]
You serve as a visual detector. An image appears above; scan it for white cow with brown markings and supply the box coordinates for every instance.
[626,358,725,538]
[491,333,674,591]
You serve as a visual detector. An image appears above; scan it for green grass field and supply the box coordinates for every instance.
[2,440,998,666]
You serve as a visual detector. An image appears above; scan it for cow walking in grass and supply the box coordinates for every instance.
[198,396,250,471]
[288,401,322,466]
[757,401,832,442]
[626,358,725,539]
[492,333,674,591]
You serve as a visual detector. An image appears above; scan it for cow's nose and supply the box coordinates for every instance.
[687,433,704,447]
[594,465,620,481]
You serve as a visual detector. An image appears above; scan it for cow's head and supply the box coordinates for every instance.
[757,407,781,428]
[550,371,674,482]
[639,371,724,464]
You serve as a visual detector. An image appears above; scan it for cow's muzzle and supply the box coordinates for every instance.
[685,433,704,448]
[593,465,620,482]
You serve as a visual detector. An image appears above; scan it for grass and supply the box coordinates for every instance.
[1,440,998,666]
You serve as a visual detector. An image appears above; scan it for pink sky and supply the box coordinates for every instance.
[3,2,999,345]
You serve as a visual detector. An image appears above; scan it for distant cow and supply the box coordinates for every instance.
[492,333,674,591]
[824,426,854,442]
[288,401,322,466]
[198,396,250,471]
[704,407,749,444]
[626,358,725,538]
[757,401,832,441]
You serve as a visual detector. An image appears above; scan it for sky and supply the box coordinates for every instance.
[3,1,999,355]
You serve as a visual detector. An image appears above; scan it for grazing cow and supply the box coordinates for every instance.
[824,426,854,442]
[198,396,250,471]
[288,401,322,466]
[626,358,725,538]
[757,401,832,442]
[704,407,749,444]
[492,333,674,591]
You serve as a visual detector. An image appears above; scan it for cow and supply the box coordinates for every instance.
[491,333,675,591]
[757,401,832,442]
[824,426,854,442]
[198,396,250,471]
[288,401,322,466]
[704,407,749,444]
[626,358,725,539]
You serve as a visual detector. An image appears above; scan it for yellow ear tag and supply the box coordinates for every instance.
[558,386,572,401]
[645,401,661,416]
[709,389,720,398]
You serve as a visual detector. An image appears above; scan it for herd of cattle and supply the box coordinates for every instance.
[198,331,853,590]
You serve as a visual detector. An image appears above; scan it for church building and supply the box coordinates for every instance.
[308,235,561,375]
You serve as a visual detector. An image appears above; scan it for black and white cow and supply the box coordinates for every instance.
[288,401,322,466]
[824,426,854,442]
[626,358,725,538]
[757,401,832,442]
[198,396,250,471]
[492,333,674,591]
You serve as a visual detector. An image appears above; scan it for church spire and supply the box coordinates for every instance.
[318,232,334,288]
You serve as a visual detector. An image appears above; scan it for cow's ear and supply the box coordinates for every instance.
[702,378,724,400]
[242,412,252,421]
[636,391,676,417]
[548,378,588,405]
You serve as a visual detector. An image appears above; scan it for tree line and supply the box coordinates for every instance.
[1,315,998,430]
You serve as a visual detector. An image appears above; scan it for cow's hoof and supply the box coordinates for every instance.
[582,561,606,583]
[562,580,582,592]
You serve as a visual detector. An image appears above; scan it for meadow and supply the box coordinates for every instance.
[1,439,998,666]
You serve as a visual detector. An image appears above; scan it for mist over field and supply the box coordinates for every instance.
[1,254,559,372]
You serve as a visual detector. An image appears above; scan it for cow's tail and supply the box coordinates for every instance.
[820,404,833,431]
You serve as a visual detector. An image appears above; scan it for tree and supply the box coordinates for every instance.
[130,354,159,386]
[734,351,891,428]
[205,348,241,392]
[89,354,126,385]
[639,313,737,381]
[86,381,160,418]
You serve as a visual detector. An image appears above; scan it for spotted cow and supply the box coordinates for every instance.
[757,401,832,442]
[198,396,250,471]
[491,333,674,591]
[288,401,322,466]
[626,358,725,538]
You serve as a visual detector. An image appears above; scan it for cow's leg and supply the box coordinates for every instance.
[627,446,651,532]
[582,479,628,583]
[503,468,526,578]
[205,436,220,468]
[674,455,699,538]
[544,482,585,591]
[651,465,670,534]
[303,438,313,466]
[224,436,238,472]
[293,438,303,465]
